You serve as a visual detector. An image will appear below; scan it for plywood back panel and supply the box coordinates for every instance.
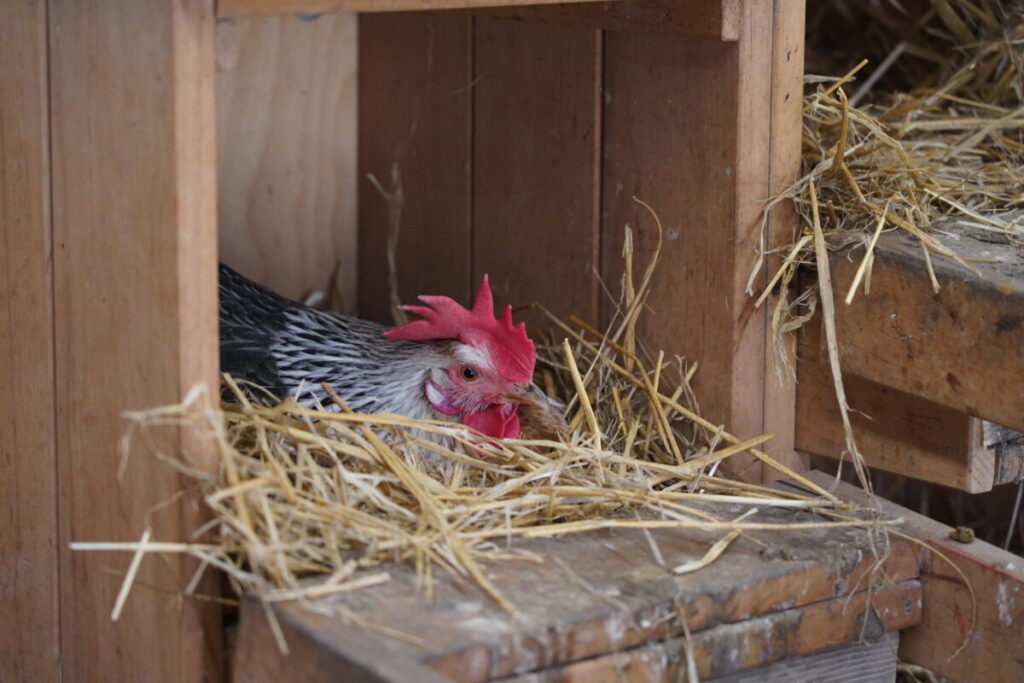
[216,12,358,309]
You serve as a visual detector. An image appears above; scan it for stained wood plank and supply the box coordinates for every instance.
[803,471,1024,683]
[220,0,610,18]
[216,13,358,308]
[829,230,1024,432]
[49,0,221,679]
[472,0,740,40]
[357,12,473,322]
[235,503,920,682]
[472,17,601,330]
[710,632,898,683]
[0,1,59,680]
[796,310,994,492]
[600,0,776,479]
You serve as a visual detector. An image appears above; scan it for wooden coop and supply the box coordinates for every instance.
[2,0,1022,682]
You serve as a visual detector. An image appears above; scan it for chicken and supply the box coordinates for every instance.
[219,264,562,440]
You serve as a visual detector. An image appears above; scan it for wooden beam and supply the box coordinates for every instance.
[803,471,1024,683]
[49,0,221,679]
[796,311,995,492]
[357,12,473,323]
[829,230,1024,433]
[470,0,740,40]
[0,1,59,680]
[216,13,358,308]
[219,0,611,18]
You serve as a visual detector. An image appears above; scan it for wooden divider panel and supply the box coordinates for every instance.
[49,0,220,679]
[358,12,474,323]
[0,2,59,680]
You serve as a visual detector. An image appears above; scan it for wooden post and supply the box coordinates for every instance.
[46,0,221,679]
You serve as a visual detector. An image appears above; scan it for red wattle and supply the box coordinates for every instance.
[463,404,520,439]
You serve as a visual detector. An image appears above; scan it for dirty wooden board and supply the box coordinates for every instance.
[0,1,58,680]
[49,0,221,679]
[220,0,611,17]
[234,502,920,682]
[796,311,995,493]
[801,471,1024,683]
[472,17,601,329]
[358,12,473,323]
[600,0,777,478]
[216,12,357,307]
[828,230,1024,433]
[471,0,740,40]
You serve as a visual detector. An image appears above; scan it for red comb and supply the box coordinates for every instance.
[382,276,536,382]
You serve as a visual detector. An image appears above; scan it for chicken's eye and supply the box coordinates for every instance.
[459,366,479,382]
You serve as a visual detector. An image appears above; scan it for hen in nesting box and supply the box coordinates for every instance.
[218,264,563,440]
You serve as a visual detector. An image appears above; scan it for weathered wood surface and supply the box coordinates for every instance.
[220,0,612,18]
[357,12,474,324]
[803,471,1024,683]
[472,0,740,40]
[0,1,59,680]
[797,312,995,492]
[709,632,898,683]
[216,12,358,308]
[48,0,221,679]
[234,501,920,682]
[828,229,1024,433]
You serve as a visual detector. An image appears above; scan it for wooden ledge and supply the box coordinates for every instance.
[233,500,920,681]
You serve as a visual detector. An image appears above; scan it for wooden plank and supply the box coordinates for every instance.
[219,0,610,18]
[49,0,221,680]
[505,585,916,681]
[710,632,898,683]
[357,12,473,322]
[0,1,59,680]
[829,229,1024,432]
[803,470,1024,683]
[796,311,994,492]
[216,13,358,308]
[235,503,920,682]
[600,0,776,479]
[471,0,740,40]
[471,17,601,330]
[760,0,806,478]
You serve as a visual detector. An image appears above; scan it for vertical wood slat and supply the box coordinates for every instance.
[601,1,778,478]
[471,17,601,330]
[49,0,220,680]
[216,12,358,308]
[0,1,59,680]
[358,12,474,323]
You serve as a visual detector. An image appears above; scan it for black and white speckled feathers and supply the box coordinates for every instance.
[219,264,448,420]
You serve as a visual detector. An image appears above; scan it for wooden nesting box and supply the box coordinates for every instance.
[2,0,1022,681]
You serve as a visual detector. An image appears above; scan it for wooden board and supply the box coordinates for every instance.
[600,0,780,478]
[48,0,221,679]
[472,17,602,330]
[357,12,474,323]
[0,1,59,680]
[709,632,898,683]
[473,0,740,40]
[829,230,1024,433]
[220,0,611,18]
[802,471,1024,683]
[796,313,995,492]
[233,502,921,682]
[216,12,358,308]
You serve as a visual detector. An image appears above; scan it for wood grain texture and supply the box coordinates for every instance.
[796,309,994,493]
[236,503,920,682]
[760,0,806,478]
[710,632,898,683]
[471,0,740,40]
[219,0,610,18]
[49,0,221,679]
[217,12,358,307]
[601,0,775,479]
[472,17,601,330]
[803,471,1024,683]
[0,1,59,680]
[829,230,1024,432]
[357,12,473,323]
